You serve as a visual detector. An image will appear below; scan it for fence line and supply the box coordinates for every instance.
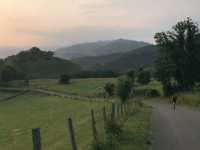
[26,101,134,150]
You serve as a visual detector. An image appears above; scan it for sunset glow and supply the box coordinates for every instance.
[0,0,200,48]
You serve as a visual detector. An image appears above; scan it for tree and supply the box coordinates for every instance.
[104,83,115,97]
[59,74,70,84]
[137,70,151,85]
[0,66,17,82]
[117,76,132,103]
[154,57,176,96]
[126,70,135,84]
[155,17,200,91]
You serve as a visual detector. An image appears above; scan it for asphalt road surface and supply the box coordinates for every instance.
[149,102,200,150]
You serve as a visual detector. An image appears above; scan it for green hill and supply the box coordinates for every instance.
[73,45,158,72]
[3,47,81,78]
[104,45,158,71]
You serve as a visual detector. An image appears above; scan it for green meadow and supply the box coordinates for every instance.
[0,92,110,150]
[0,78,154,150]
[30,78,117,97]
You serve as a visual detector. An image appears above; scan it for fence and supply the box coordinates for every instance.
[30,102,135,150]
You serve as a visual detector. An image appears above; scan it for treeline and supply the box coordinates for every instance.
[72,70,120,79]
[154,17,200,95]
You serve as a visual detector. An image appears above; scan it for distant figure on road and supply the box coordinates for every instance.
[172,95,177,111]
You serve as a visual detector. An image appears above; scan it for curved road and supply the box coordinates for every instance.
[149,102,200,150]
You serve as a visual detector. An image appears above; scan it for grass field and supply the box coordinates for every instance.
[0,91,19,100]
[0,78,154,150]
[30,78,117,97]
[0,91,152,150]
[0,92,110,150]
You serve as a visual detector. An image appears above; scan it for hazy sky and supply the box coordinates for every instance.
[0,0,200,52]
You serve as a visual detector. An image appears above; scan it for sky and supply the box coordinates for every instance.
[0,0,200,57]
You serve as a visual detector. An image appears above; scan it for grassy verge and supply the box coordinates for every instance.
[119,106,152,150]
[177,91,200,109]
[101,105,152,150]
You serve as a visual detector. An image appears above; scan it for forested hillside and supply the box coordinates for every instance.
[74,45,158,72]
[1,47,81,79]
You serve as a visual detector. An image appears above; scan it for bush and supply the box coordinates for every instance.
[72,70,120,79]
[126,70,135,83]
[134,89,160,97]
[137,70,151,85]
[0,66,17,82]
[59,74,70,84]
[91,141,106,150]
[145,89,160,97]
[105,120,123,138]
[104,83,115,97]
[117,76,132,103]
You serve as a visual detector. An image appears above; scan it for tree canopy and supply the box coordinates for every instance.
[155,18,200,93]
[117,76,132,103]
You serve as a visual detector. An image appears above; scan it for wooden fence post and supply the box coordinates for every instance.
[32,128,41,150]
[103,106,107,126]
[68,118,78,150]
[111,103,115,121]
[124,103,127,114]
[121,103,123,116]
[91,109,98,143]
[117,104,120,118]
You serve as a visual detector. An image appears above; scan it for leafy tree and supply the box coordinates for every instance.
[154,57,175,96]
[155,17,200,91]
[104,83,115,97]
[117,76,132,103]
[137,70,151,85]
[0,66,17,82]
[59,74,70,84]
[126,70,135,84]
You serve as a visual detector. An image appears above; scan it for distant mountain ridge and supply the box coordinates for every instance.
[73,45,158,72]
[54,39,150,59]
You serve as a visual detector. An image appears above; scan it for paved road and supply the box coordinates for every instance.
[149,102,200,150]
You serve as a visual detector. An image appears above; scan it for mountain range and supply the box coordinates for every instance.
[0,39,158,79]
[73,45,158,72]
[54,39,150,59]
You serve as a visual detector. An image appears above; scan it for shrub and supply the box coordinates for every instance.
[0,66,17,82]
[59,74,70,84]
[145,89,160,97]
[117,77,132,103]
[104,83,115,97]
[105,120,123,138]
[126,70,135,84]
[91,141,106,150]
[137,70,151,85]
[134,89,160,97]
